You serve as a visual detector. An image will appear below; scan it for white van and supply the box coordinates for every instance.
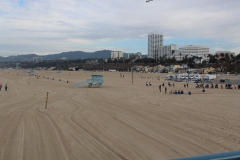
[165,75,174,80]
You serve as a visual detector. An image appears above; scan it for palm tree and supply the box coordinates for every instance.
[225,53,230,61]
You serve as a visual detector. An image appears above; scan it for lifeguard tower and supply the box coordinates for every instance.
[25,70,34,76]
[29,70,34,75]
[57,69,62,73]
[74,74,103,88]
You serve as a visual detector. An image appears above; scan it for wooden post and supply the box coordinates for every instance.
[45,92,49,109]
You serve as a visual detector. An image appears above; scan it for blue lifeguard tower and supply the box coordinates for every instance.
[74,74,103,88]
[25,70,34,76]
[29,70,34,75]
[57,69,62,73]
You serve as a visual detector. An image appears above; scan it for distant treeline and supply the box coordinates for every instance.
[0,56,240,73]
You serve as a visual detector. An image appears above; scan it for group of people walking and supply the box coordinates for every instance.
[158,85,168,93]
[0,83,8,91]
[146,82,152,86]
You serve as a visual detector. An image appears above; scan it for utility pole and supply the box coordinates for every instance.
[132,68,133,84]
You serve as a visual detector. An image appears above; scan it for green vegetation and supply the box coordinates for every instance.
[1,53,240,73]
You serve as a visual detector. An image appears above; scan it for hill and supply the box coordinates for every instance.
[0,50,112,62]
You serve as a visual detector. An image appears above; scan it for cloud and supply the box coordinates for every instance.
[231,47,240,55]
[0,0,240,56]
[67,38,93,44]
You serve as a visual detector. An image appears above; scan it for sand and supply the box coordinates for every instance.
[0,69,240,160]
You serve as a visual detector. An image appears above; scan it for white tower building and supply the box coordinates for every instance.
[148,32,163,59]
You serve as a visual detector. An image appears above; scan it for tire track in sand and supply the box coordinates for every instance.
[67,98,128,160]
[17,121,24,160]
[34,107,69,160]
[83,91,189,157]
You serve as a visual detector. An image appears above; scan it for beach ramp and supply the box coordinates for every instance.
[73,80,89,88]
[172,150,240,160]
[24,70,34,76]
[73,75,103,88]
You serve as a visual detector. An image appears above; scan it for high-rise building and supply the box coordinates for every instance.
[111,51,124,59]
[148,32,163,59]
[158,44,178,58]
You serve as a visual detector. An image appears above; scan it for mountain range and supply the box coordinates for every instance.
[0,50,114,62]
[0,50,147,62]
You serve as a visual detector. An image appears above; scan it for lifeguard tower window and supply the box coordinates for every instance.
[220,79,225,83]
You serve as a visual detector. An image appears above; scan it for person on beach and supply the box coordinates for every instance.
[211,84,213,89]
[165,87,167,93]
[196,84,198,88]
[159,85,161,92]
[5,83,7,91]
[0,83,2,91]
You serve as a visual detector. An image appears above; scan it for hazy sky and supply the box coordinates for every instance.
[0,0,240,56]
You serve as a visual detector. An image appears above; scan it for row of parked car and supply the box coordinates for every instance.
[165,74,217,83]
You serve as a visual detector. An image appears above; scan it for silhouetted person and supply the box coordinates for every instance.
[159,85,161,92]
[5,83,7,91]
[165,87,167,93]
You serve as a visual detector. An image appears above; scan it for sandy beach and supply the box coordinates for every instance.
[0,69,240,160]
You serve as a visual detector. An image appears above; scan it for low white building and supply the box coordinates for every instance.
[59,57,67,60]
[158,44,178,58]
[172,45,210,62]
[126,52,142,59]
[111,51,124,59]
[32,57,43,62]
